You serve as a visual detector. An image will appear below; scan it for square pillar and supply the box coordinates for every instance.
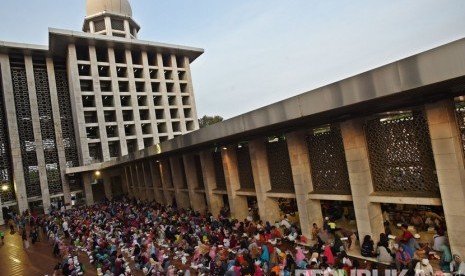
[82,172,94,206]
[200,151,223,216]
[160,159,174,205]
[249,139,281,224]
[340,119,384,242]
[286,130,323,239]
[183,154,207,213]
[0,53,28,213]
[169,157,190,209]
[426,100,465,257]
[222,147,248,220]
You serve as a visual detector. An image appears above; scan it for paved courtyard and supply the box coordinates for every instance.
[0,226,98,276]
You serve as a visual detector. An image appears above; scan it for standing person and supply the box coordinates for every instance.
[62,219,69,238]
[8,216,15,233]
[22,228,29,249]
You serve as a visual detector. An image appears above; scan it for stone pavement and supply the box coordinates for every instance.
[0,225,99,276]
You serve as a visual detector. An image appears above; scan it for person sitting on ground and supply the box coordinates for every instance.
[398,224,414,244]
[415,258,434,276]
[450,254,465,276]
[432,228,447,251]
[395,244,412,272]
[376,239,393,264]
[409,234,428,260]
[361,235,376,257]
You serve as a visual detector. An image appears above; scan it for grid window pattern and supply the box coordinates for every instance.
[365,110,439,196]
[266,139,295,193]
[94,20,105,32]
[212,151,227,190]
[236,145,255,190]
[306,125,351,194]
[10,62,41,197]
[0,69,16,202]
[111,19,125,31]
[33,66,62,194]
[55,67,79,168]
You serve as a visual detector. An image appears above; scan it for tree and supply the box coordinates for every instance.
[198,115,223,128]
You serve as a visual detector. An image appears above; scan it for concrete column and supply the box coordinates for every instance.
[341,119,384,243]
[102,172,112,200]
[200,151,223,216]
[222,147,248,221]
[0,53,28,213]
[169,157,190,209]
[183,154,207,213]
[89,21,95,33]
[160,159,174,205]
[88,46,110,161]
[67,44,89,165]
[82,172,94,205]
[107,47,128,156]
[131,164,140,199]
[124,20,131,38]
[142,161,154,202]
[141,51,159,144]
[104,17,112,36]
[425,100,465,257]
[46,57,72,206]
[149,160,165,204]
[25,56,51,214]
[122,166,131,197]
[125,50,144,150]
[182,58,200,130]
[171,55,187,133]
[157,53,174,139]
[286,130,323,239]
[249,139,281,224]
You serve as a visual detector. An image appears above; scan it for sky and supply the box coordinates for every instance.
[1,1,465,119]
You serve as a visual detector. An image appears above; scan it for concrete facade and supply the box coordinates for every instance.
[86,37,465,259]
[0,1,202,215]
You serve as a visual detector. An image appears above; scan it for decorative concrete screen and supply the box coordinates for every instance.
[306,124,351,194]
[266,137,295,193]
[10,56,43,198]
[34,64,63,195]
[55,65,79,168]
[212,151,227,190]
[236,144,255,190]
[454,98,465,164]
[0,68,16,202]
[365,110,439,196]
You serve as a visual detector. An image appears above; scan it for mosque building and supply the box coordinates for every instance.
[1,0,465,259]
[0,0,203,218]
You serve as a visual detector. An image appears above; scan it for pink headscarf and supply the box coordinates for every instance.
[295,248,305,263]
[323,245,335,264]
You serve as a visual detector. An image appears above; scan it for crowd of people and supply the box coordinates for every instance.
[4,196,465,276]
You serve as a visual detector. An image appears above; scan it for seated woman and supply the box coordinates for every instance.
[361,235,376,257]
[395,244,412,272]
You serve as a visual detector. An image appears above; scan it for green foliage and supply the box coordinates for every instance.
[198,115,223,128]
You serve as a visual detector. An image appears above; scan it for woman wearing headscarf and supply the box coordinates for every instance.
[323,244,335,265]
[260,243,270,271]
